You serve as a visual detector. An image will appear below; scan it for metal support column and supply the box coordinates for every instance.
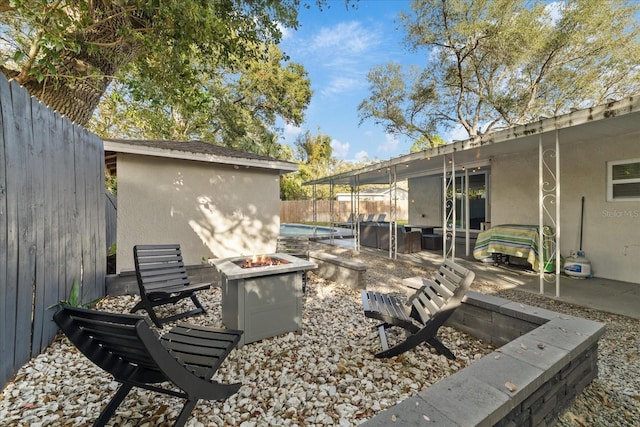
[312,184,317,225]
[354,176,360,252]
[538,132,560,296]
[443,155,456,260]
[389,166,398,259]
[464,167,470,256]
[328,179,335,245]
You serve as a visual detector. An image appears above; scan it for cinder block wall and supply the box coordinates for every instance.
[364,291,605,426]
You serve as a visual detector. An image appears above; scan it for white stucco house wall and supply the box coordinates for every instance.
[104,139,297,273]
[306,97,640,284]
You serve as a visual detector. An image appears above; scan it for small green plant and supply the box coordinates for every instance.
[51,279,102,309]
[108,243,117,256]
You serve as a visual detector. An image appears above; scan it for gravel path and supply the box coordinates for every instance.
[1,249,638,426]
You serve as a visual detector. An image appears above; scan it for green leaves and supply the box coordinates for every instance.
[49,279,102,310]
[1,0,346,125]
[362,0,640,142]
[89,43,311,157]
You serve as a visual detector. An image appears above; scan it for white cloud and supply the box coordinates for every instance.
[306,20,386,98]
[277,22,292,40]
[444,124,469,143]
[311,21,380,55]
[543,2,565,26]
[321,76,364,96]
[354,150,369,162]
[330,138,350,159]
[378,133,401,153]
[282,122,303,145]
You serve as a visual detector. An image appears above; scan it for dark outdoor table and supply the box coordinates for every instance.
[404,224,437,234]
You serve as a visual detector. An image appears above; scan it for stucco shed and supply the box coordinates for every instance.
[104,139,297,273]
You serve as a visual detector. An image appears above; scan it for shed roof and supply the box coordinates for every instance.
[104,139,298,176]
[305,96,640,186]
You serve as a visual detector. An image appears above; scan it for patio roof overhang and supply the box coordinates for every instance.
[304,96,640,186]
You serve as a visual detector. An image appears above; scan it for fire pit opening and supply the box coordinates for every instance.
[233,254,291,269]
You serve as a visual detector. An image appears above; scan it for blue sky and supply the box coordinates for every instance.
[278,0,431,164]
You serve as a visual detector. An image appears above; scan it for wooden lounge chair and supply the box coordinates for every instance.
[53,306,243,427]
[132,244,210,327]
[336,212,355,227]
[361,259,475,359]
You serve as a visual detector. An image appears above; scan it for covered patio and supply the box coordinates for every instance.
[305,96,640,296]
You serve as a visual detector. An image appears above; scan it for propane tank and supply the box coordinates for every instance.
[563,250,592,278]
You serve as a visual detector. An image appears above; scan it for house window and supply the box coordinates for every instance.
[607,159,640,201]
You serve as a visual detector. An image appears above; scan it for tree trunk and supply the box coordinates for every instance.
[3,4,140,126]
[21,73,112,127]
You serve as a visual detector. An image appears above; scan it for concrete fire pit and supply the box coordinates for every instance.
[210,253,317,347]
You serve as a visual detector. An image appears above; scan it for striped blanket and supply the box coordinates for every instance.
[473,224,556,273]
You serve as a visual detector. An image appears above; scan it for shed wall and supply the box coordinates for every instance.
[116,154,281,272]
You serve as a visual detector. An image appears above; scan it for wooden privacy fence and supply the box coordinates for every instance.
[0,76,106,389]
[280,200,408,223]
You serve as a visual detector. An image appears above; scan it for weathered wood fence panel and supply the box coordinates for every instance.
[280,200,408,223]
[105,191,117,250]
[0,77,106,389]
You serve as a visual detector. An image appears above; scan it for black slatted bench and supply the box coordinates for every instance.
[53,306,243,427]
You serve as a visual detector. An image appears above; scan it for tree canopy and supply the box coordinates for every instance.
[358,0,640,142]
[280,130,358,200]
[0,0,340,126]
[89,44,312,156]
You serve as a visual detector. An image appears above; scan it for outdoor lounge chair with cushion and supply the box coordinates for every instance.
[53,306,243,427]
[132,244,210,327]
[361,259,475,359]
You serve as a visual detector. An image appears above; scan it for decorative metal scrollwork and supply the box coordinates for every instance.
[539,136,559,291]
[443,156,455,259]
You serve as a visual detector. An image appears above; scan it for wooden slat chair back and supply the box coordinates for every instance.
[361,259,475,359]
[276,236,311,291]
[53,306,243,427]
[132,244,210,327]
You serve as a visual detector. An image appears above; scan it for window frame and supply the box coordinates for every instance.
[607,158,640,202]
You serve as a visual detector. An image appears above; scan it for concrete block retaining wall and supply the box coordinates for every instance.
[308,251,367,290]
[106,264,218,296]
[363,291,606,427]
[107,252,366,296]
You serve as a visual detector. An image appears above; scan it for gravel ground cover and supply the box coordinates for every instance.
[1,249,638,426]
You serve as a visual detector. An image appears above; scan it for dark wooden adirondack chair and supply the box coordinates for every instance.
[53,306,243,427]
[361,259,475,359]
[132,244,210,327]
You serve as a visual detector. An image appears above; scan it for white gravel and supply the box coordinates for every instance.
[1,249,638,426]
